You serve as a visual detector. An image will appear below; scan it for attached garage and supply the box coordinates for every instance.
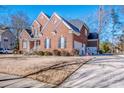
[74,41,86,55]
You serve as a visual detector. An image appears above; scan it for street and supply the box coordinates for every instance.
[59,55,124,88]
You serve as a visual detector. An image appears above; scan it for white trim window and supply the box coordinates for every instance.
[58,37,66,48]
[23,41,27,49]
[45,38,51,49]
[34,28,38,38]
[85,29,88,36]
[0,35,1,42]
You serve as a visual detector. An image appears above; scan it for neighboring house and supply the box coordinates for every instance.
[87,32,99,55]
[0,26,16,50]
[19,12,99,55]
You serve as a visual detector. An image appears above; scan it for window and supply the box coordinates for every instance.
[85,29,88,36]
[58,37,66,48]
[4,39,8,42]
[40,15,43,19]
[53,18,57,24]
[36,40,40,48]
[34,29,38,37]
[52,30,57,35]
[4,37,8,42]
[0,35,1,42]
[23,41,27,48]
[45,38,51,49]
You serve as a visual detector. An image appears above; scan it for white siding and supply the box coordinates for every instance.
[1,31,16,50]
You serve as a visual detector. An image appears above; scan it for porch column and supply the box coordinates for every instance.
[83,44,86,55]
[27,40,30,52]
[34,40,37,50]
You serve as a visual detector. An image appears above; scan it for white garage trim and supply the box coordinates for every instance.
[74,41,85,55]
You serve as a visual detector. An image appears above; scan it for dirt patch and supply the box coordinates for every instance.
[28,62,83,85]
[0,55,92,86]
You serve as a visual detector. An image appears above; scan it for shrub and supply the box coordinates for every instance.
[38,51,44,56]
[53,49,61,56]
[32,51,38,55]
[60,50,70,56]
[19,51,23,54]
[99,50,103,54]
[71,49,79,56]
[44,51,52,56]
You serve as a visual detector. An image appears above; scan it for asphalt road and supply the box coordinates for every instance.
[59,55,124,88]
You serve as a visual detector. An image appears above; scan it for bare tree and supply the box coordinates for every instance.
[0,6,10,26]
[10,11,31,49]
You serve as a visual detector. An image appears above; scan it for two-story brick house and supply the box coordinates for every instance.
[19,12,99,55]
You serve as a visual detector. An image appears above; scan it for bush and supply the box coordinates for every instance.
[60,50,70,56]
[32,51,38,55]
[99,50,103,54]
[44,51,52,56]
[71,49,79,56]
[38,51,44,56]
[30,51,44,56]
[53,49,61,56]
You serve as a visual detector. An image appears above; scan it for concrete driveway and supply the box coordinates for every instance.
[59,55,124,88]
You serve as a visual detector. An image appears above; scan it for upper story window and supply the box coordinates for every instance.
[85,29,88,36]
[0,35,1,42]
[58,37,66,48]
[4,37,8,42]
[34,29,38,37]
[40,15,43,19]
[52,30,57,35]
[53,18,57,24]
[44,38,51,49]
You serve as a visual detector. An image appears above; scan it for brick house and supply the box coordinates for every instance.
[19,12,99,55]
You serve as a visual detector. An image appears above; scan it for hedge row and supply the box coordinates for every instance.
[30,49,79,56]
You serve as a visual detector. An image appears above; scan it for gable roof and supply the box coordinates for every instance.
[88,32,98,39]
[25,29,34,38]
[62,18,80,33]
[0,26,10,35]
[37,12,50,20]
[32,20,40,27]
[36,12,50,26]
[20,29,33,38]
[41,12,81,35]
[68,19,89,31]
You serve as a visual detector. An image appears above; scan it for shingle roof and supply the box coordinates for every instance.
[61,18,89,33]
[0,26,9,35]
[45,13,51,19]
[25,29,34,38]
[88,32,99,39]
[62,18,80,33]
